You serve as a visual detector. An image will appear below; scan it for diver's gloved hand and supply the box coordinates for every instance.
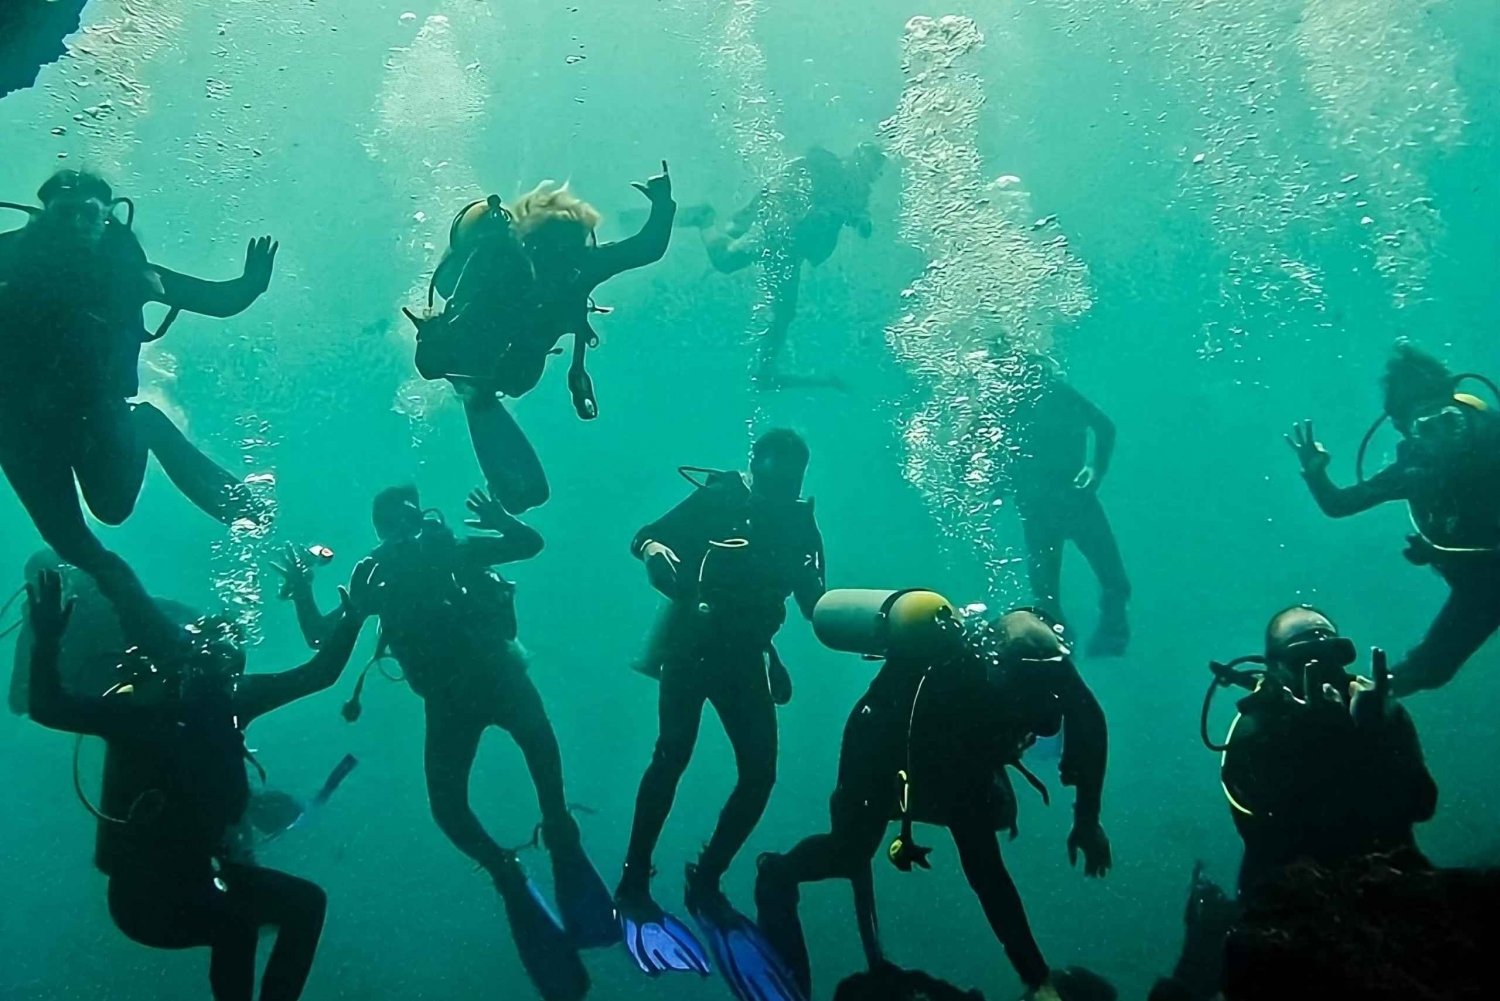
[270,543,314,601]
[1403,533,1436,566]
[1284,420,1331,475]
[568,363,598,420]
[241,235,279,297]
[1067,819,1112,878]
[1351,648,1391,730]
[631,160,673,205]
[338,557,386,620]
[26,569,75,645]
[641,541,681,599]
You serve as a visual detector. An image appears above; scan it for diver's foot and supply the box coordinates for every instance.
[683,862,728,919]
[544,820,621,949]
[677,203,718,230]
[1087,612,1129,658]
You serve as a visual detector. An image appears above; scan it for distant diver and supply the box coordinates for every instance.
[679,143,886,390]
[274,486,615,1001]
[755,593,1111,1001]
[998,354,1130,657]
[1286,340,1500,694]
[614,429,826,1000]
[0,169,279,596]
[406,162,675,515]
[24,560,381,1001]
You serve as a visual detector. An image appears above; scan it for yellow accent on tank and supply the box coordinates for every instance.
[812,588,959,659]
[1453,392,1488,411]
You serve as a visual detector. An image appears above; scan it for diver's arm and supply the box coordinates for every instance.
[290,588,341,651]
[462,526,544,567]
[586,193,677,283]
[235,609,368,724]
[149,265,265,319]
[1058,669,1108,827]
[26,629,120,736]
[1070,386,1117,478]
[791,522,827,621]
[630,486,717,561]
[1379,704,1438,824]
[1302,462,1406,518]
[9,619,32,716]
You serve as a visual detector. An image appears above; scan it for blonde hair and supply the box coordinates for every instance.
[509,181,602,246]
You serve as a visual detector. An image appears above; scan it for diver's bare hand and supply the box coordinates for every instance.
[269,543,313,600]
[26,569,75,645]
[1067,820,1112,878]
[631,161,673,204]
[338,558,385,620]
[242,236,279,296]
[1074,465,1099,491]
[465,487,516,533]
[1284,420,1331,475]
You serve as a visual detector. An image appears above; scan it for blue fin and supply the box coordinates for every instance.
[690,891,807,1001]
[547,829,622,949]
[496,864,590,1001]
[617,892,712,977]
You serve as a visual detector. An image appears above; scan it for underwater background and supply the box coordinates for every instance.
[1,1,1497,998]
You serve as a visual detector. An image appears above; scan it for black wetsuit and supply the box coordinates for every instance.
[758,644,1107,995]
[622,473,825,887]
[430,192,675,514]
[27,610,367,1001]
[0,220,268,580]
[1005,378,1129,642]
[1222,682,1437,898]
[292,518,573,878]
[1302,414,1500,694]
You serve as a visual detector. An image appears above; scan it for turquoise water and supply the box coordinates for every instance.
[1,1,1497,998]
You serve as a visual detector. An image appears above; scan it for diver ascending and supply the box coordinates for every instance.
[0,170,279,586]
[679,143,886,390]
[755,592,1112,1001]
[24,560,381,1001]
[273,486,616,1001]
[614,429,826,1000]
[407,162,675,514]
[1286,341,1500,694]
[1001,354,1130,657]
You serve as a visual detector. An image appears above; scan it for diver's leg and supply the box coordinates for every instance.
[498,670,571,829]
[1018,497,1066,622]
[1392,571,1500,695]
[1073,491,1131,655]
[0,430,113,573]
[221,863,327,1001]
[423,700,515,878]
[698,653,779,882]
[462,394,549,514]
[702,228,760,274]
[107,868,255,1001]
[126,402,261,526]
[71,400,149,526]
[753,260,842,391]
[620,660,707,894]
[949,819,1050,992]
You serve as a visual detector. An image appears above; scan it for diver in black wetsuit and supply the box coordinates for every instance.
[1002,356,1129,657]
[614,429,826,952]
[24,561,380,1001]
[409,163,675,514]
[275,485,615,1000]
[755,598,1111,1001]
[0,170,278,584]
[679,144,885,390]
[1287,341,1500,695]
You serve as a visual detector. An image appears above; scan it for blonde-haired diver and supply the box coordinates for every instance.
[407,162,676,515]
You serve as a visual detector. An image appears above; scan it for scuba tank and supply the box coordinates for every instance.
[812,588,961,660]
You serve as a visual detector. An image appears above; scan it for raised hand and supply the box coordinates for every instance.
[630,160,673,204]
[269,543,313,600]
[1284,420,1332,475]
[242,235,279,296]
[337,558,385,620]
[27,569,75,645]
[465,487,516,533]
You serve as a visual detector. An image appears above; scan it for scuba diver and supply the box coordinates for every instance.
[678,143,886,390]
[1203,605,1437,899]
[0,169,279,587]
[614,429,826,996]
[273,485,616,1001]
[754,592,1112,1001]
[24,560,381,1001]
[1000,354,1129,657]
[1287,340,1500,695]
[406,162,675,515]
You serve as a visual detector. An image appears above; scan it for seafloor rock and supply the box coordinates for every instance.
[0,1,90,99]
[1224,858,1500,1000]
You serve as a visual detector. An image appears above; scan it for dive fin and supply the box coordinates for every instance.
[754,853,813,999]
[496,862,590,1001]
[689,879,807,1001]
[616,889,711,977]
[546,824,622,949]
